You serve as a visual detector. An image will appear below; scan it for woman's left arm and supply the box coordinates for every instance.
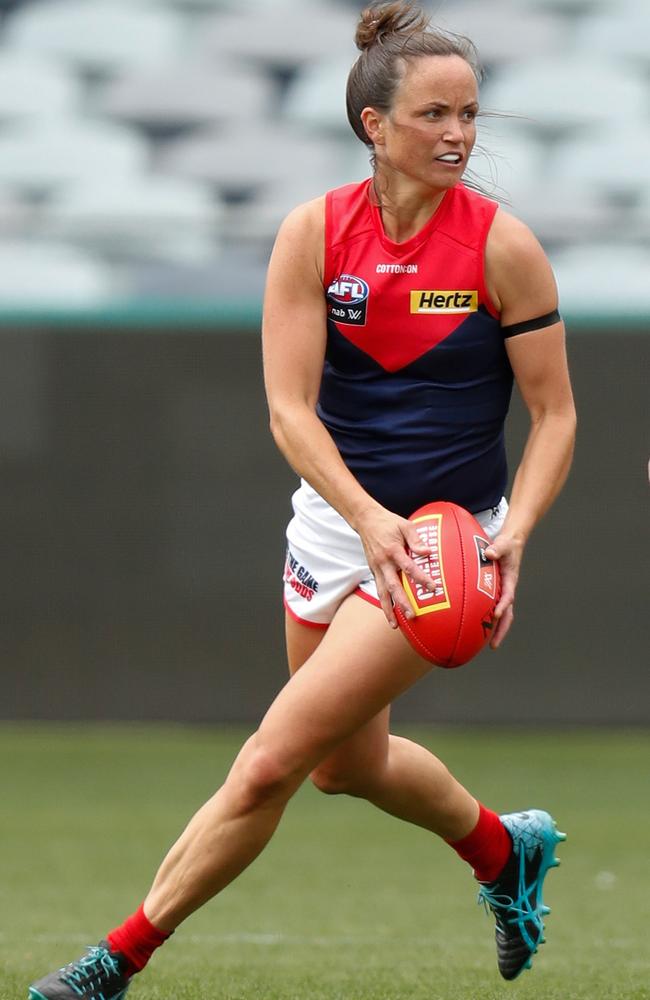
[485,210,577,648]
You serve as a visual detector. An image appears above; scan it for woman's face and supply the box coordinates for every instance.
[368,54,479,190]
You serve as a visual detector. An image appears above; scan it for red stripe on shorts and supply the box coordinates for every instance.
[283,597,330,629]
[353,587,381,609]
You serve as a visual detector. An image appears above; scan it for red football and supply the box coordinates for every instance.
[395,501,501,668]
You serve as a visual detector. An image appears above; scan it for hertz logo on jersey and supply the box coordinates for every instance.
[410,290,478,315]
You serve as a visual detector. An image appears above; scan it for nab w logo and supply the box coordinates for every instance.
[327,273,369,326]
[410,290,478,315]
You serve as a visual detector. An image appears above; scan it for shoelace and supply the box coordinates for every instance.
[61,946,122,997]
[477,848,542,951]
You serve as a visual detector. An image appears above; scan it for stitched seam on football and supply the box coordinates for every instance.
[448,503,467,668]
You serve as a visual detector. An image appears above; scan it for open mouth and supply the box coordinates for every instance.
[435,153,463,165]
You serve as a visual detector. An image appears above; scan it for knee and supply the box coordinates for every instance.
[235,740,302,812]
[310,763,373,798]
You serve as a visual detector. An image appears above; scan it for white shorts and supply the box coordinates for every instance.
[283,481,508,629]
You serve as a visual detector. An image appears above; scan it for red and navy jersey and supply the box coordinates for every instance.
[318,178,512,518]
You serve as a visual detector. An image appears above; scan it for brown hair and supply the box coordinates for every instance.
[347,2,482,148]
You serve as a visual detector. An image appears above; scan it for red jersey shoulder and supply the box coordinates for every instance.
[437,184,499,253]
[325,181,374,255]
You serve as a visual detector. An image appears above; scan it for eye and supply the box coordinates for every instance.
[463,109,478,122]
[425,108,443,119]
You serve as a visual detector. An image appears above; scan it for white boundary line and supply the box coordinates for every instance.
[2,931,447,947]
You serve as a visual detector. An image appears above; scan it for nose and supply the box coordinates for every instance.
[442,118,465,143]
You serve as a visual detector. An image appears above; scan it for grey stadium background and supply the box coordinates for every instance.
[0,0,648,724]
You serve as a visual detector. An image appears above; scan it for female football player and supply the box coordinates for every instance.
[29,4,575,998]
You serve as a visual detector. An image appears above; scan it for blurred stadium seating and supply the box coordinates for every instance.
[0,0,648,317]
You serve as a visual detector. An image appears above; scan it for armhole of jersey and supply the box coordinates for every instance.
[478,200,500,321]
[324,189,334,291]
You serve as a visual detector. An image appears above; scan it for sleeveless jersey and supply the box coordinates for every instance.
[318,179,513,519]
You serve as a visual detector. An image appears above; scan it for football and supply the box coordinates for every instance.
[395,501,501,668]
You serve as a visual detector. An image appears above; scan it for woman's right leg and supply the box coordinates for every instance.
[143,595,439,931]
[29,594,562,998]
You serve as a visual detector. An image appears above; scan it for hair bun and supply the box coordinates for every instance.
[355,2,429,52]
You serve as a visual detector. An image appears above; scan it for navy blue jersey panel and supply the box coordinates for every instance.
[317,309,513,517]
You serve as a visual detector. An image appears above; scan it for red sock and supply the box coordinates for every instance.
[107,904,172,976]
[447,803,512,883]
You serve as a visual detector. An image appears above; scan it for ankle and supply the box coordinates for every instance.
[447,803,512,883]
[107,903,172,976]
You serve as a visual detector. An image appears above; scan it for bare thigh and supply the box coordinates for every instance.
[285,611,389,785]
[255,594,432,777]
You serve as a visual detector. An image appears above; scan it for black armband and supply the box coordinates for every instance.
[501,309,561,338]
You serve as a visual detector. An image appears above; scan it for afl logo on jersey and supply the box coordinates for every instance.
[327,274,369,326]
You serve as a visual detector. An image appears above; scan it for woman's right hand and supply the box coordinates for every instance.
[356,506,437,628]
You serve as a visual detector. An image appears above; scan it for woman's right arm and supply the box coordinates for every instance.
[262,199,433,626]
[262,198,373,531]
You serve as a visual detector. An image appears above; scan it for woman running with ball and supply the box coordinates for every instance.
[30,3,575,997]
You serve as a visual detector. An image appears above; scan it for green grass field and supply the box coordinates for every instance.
[1,724,649,1000]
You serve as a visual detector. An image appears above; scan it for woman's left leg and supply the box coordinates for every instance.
[311,731,480,841]
[286,609,479,841]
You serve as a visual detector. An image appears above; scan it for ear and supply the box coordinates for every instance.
[360,106,385,146]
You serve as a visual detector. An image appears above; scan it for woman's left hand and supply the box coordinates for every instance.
[483,533,525,649]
